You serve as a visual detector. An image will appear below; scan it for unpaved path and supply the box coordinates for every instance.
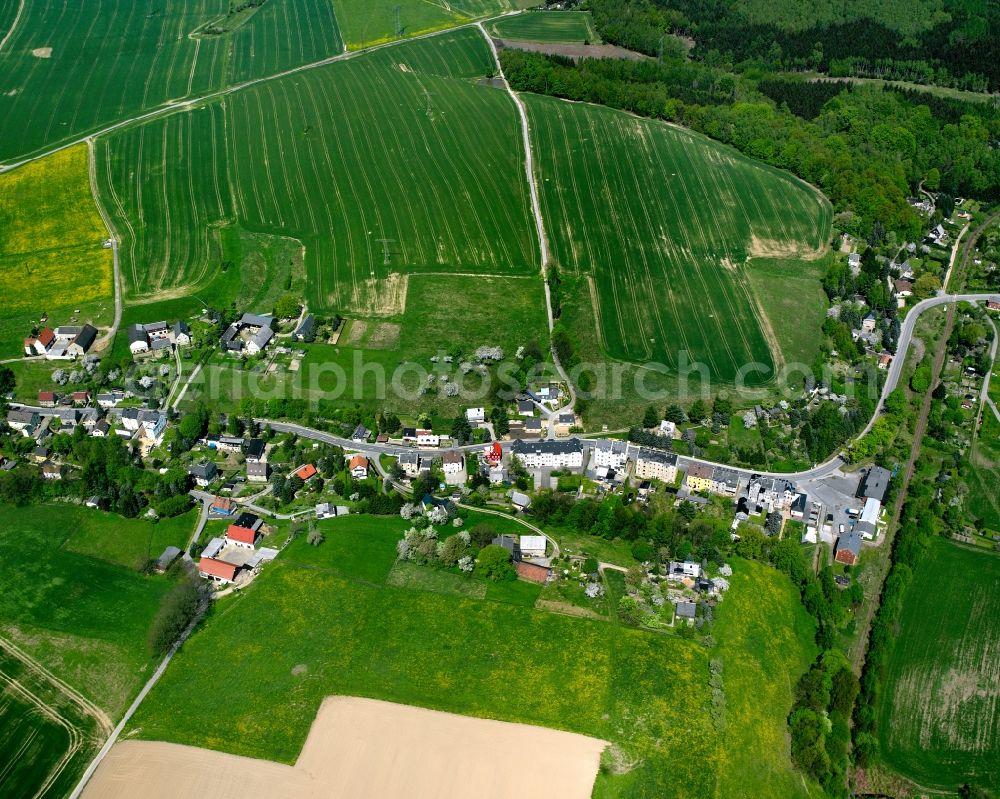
[0,0,25,53]
[477,22,577,421]
[81,696,606,799]
[86,138,121,353]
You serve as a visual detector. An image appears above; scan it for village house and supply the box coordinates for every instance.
[24,327,55,356]
[492,535,522,562]
[667,560,701,581]
[350,454,369,479]
[465,407,485,426]
[221,313,275,355]
[658,419,676,438]
[511,437,583,470]
[861,313,877,333]
[554,413,576,437]
[37,390,58,407]
[524,418,543,438]
[244,438,269,482]
[747,475,795,512]
[894,279,913,299]
[510,491,532,511]
[91,419,110,438]
[517,399,535,417]
[633,447,678,483]
[442,450,464,484]
[847,253,861,275]
[189,461,218,488]
[592,439,629,471]
[398,451,425,478]
[7,409,41,436]
[41,461,62,480]
[295,463,317,481]
[226,514,262,548]
[291,314,315,342]
[519,535,547,558]
[198,556,239,584]
[351,424,370,443]
[685,463,715,493]
[834,529,863,566]
[416,429,440,447]
[210,496,237,516]
[790,492,808,519]
[97,390,125,408]
[71,390,90,405]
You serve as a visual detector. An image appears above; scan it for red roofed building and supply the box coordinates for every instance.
[37,391,57,406]
[485,441,502,466]
[349,454,369,479]
[199,557,238,584]
[38,328,55,347]
[226,523,259,548]
[210,496,236,516]
[71,391,90,403]
[515,561,552,584]
[295,463,317,481]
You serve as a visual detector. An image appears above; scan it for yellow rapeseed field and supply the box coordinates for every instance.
[0,144,112,317]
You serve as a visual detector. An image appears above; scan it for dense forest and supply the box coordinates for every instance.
[581,0,1000,92]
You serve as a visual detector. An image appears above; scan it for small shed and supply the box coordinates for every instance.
[155,546,182,573]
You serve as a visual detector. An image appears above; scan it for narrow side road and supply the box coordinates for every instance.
[848,300,958,675]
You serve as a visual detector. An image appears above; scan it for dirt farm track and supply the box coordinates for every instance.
[82,696,607,799]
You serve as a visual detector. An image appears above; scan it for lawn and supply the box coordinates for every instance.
[0,0,343,163]
[96,29,539,315]
[0,503,178,717]
[332,0,535,49]
[129,514,819,797]
[62,506,199,571]
[525,92,832,386]
[488,11,600,43]
[712,558,821,799]
[0,144,113,358]
[877,537,1000,791]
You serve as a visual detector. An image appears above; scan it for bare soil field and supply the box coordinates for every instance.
[83,696,607,799]
[495,38,648,60]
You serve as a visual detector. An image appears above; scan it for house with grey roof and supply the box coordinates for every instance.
[511,438,583,469]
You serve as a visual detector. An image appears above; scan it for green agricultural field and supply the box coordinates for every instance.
[0,0,342,163]
[713,559,820,798]
[129,515,818,797]
[0,648,103,799]
[0,144,113,359]
[488,11,600,43]
[332,0,535,49]
[0,503,178,717]
[525,93,832,386]
[96,29,538,315]
[877,538,1000,791]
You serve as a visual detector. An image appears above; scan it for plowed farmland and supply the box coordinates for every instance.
[96,28,538,314]
[525,93,831,384]
[877,538,1000,791]
[0,0,342,163]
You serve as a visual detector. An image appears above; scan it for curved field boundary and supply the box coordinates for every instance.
[0,0,25,53]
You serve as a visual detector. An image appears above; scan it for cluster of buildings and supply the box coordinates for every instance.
[198,510,278,585]
[24,324,98,360]
[834,465,890,566]
[221,313,274,355]
[128,320,191,356]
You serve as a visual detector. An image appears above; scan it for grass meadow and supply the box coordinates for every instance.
[129,515,818,797]
[525,93,831,385]
[0,503,190,717]
[96,29,538,312]
[0,144,113,358]
[488,10,600,43]
[0,0,342,163]
[877,537,1000,791]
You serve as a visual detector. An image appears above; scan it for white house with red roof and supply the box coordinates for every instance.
[349,454,369,479]
[198,557,238,584]
[226,522,259,549]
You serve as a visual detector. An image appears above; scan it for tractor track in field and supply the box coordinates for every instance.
[0,0,25,54]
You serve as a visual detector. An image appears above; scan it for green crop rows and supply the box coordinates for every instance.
[525,93,831,384]
[96,29,538,314]
[0,0,342,163]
